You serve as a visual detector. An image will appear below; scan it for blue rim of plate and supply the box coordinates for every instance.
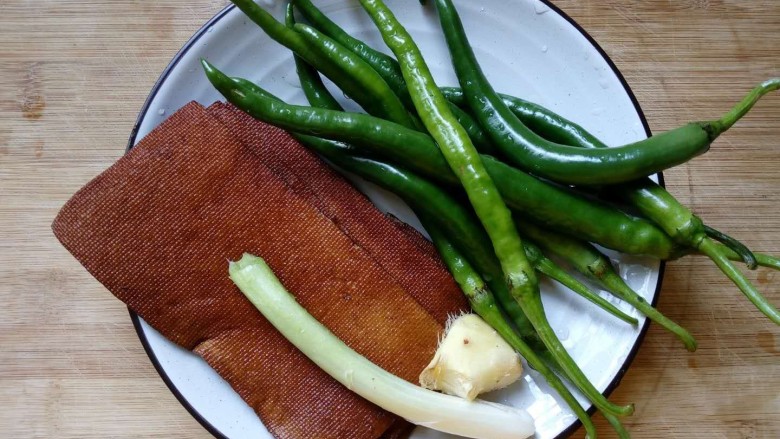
[126,2,665,438]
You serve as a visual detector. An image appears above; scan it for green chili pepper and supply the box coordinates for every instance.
[454,38,778,324]
[229,0,410,124]
[440,86,607,149]
[445,77,759,270]
[285,4,344,112]
[202,60,680,260]
[291,22,417,129]
[431,0,772,186]
[292,0,410,105]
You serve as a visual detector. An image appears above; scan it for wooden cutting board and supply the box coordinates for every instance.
[1,1,778,438]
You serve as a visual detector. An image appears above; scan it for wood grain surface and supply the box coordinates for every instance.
[1,1,778,438]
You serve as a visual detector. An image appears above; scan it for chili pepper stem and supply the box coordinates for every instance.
[703,225,757,269]
[484,308,600,439]
[536,349,630,439]
[523,241,635,324]
[514,219,697,350]
[717,245,780,271]
[595,266,698,352]
[518,294,635,417]
[493,279,640,422]
[755,253,780,271]
[602,412,632,439]
[535,258,639,325]
[698,238,780,324]
[708,78,780,138]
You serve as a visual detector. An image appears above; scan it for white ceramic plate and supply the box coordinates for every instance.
[128,1,662,438]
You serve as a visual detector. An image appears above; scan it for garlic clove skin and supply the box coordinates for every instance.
[420,314,523,401]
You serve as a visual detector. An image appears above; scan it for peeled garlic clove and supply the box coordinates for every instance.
[419,314,523,401]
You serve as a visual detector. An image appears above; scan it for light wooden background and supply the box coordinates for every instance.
[2,1,779,438]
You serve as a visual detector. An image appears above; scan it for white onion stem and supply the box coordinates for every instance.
[229,253,535,439]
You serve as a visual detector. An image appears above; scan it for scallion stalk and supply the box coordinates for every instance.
[229,253,535,439]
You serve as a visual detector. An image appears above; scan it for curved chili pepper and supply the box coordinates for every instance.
[461,57,778,325]
[432,0,773,186]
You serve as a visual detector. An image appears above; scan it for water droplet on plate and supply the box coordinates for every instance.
[598,77,610,89]
[534,2,550,14]
[157,108,166,116]
[541,45,548,53]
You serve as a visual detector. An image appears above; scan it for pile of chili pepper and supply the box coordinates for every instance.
[202,0,780,437]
